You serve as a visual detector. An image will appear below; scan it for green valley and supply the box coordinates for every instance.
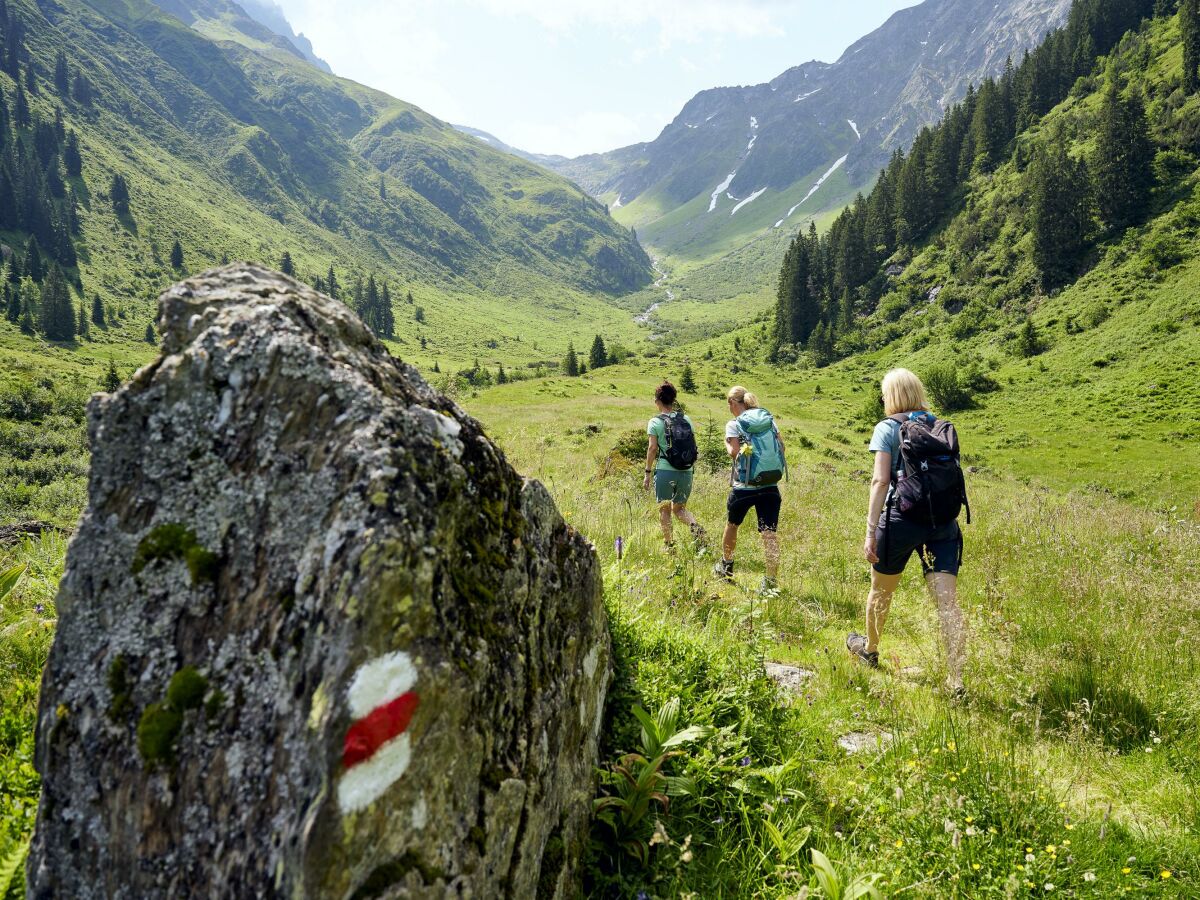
[1,0,1199,894]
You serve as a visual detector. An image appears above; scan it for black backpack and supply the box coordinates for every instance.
[658,413,698,470]
[889,414,971,527]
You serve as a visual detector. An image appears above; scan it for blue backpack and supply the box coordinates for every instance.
[733,408,786,487]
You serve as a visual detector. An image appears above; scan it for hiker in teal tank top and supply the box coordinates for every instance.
[642,380,706,551]
[713,385,786,593]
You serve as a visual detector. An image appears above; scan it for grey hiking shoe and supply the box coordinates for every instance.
[713,558,734,580]
[846,632,879,668]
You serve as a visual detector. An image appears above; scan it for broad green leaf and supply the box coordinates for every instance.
[0,835,30,900]
[811,848,841,900]
[665,775,697,797]
[0,563,25,602]
[660,724,716,748]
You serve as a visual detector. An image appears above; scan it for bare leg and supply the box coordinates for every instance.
[760,530,780,579]
[672,503,698,528]
[866,569,902,654]
[722,522,738,561]
[658,502,673,546]
[926,572,965,691]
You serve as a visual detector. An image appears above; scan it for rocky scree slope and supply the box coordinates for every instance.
[27,265,610,898]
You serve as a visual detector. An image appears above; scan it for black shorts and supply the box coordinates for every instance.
[727,487,781,532]
[873,514,962,576]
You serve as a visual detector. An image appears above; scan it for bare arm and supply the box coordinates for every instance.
[863,450,891,562]
[726,435,740,460]
[643,435,658,489]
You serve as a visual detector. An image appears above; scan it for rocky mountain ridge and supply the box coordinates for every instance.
[549,0,1073,260]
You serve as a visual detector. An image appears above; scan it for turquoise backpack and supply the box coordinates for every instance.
[734,408,787,487]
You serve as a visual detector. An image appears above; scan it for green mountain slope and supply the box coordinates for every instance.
[771,0,1200,504]
[6,0,650,316]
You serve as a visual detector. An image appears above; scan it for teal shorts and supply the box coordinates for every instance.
[654,468,693,504]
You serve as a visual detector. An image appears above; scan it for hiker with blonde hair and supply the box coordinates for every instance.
[643,380,704,550]
[847,367,971,697]
[713,385,787,592]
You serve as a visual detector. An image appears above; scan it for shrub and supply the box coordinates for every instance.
[923,363,974,412]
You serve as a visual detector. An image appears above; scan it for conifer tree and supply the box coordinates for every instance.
[563,343,579,377]
[1093,79,1154,229]
[1031,143,1092,289]
[414,306,424,323]
[680,364,696,393]
[588,334,607,370]
[1017,318,1042,356]
[279,251,295,276]
[145,322,156,344]
[110,173,130,216]
[72,73,93,106]
[496,364,507,385]
[326,263,339,299]
[1183,0,1200,93]
[406,290,414,305]
[76,298,88,339]
[381,282,394,337]
[19,292,34,335]
[24,236,42,282]
[40,265,74,340]
[13,81,28,127]
[432,360,440,373]
[4,282,17,323]
[170,239,183,270]
[103,359,120,392]
[54,50,69,95]
[91,293,104,327]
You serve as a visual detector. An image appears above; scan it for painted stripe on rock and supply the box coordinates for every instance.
[343,691,419,768]
[337,734,413,813]
[337,649,421,814]
[346,650,417,718]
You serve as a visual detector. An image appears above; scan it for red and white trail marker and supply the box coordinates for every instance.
[336,650,420,813]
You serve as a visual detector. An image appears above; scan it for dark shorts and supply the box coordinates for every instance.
[873,514,962,576]
[727,487,781,532]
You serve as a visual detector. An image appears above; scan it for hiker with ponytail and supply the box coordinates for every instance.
[846,367,971,698]
[713,385,787,592]
[643,380,705,550]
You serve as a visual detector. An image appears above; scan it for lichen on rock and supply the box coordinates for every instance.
[28,264,610,898]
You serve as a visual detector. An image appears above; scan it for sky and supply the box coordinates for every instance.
[276,0,918,158]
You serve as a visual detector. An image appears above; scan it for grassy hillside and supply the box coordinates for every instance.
[4,0,650,351]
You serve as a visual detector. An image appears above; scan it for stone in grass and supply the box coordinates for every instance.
[765,662,817,691]
[27,265,610,899]
[837,731,894,755]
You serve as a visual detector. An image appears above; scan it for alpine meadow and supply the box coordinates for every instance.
[0,0,1198,896]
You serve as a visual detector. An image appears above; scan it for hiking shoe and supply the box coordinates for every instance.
[846,632,879,668]
[712,558,734,580]
[757,576,779,595]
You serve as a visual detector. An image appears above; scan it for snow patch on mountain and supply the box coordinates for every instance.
[747,135,757,151]
[750,116,758,129]
[709,170,737,212]
[847,120,860,139]
[774,154,848,226]
[731,187,767,216]
[794,88,822,102]
[612,195,623,208]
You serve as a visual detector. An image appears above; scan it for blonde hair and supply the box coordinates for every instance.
[881,368,929,416]
[727,385,759,408]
